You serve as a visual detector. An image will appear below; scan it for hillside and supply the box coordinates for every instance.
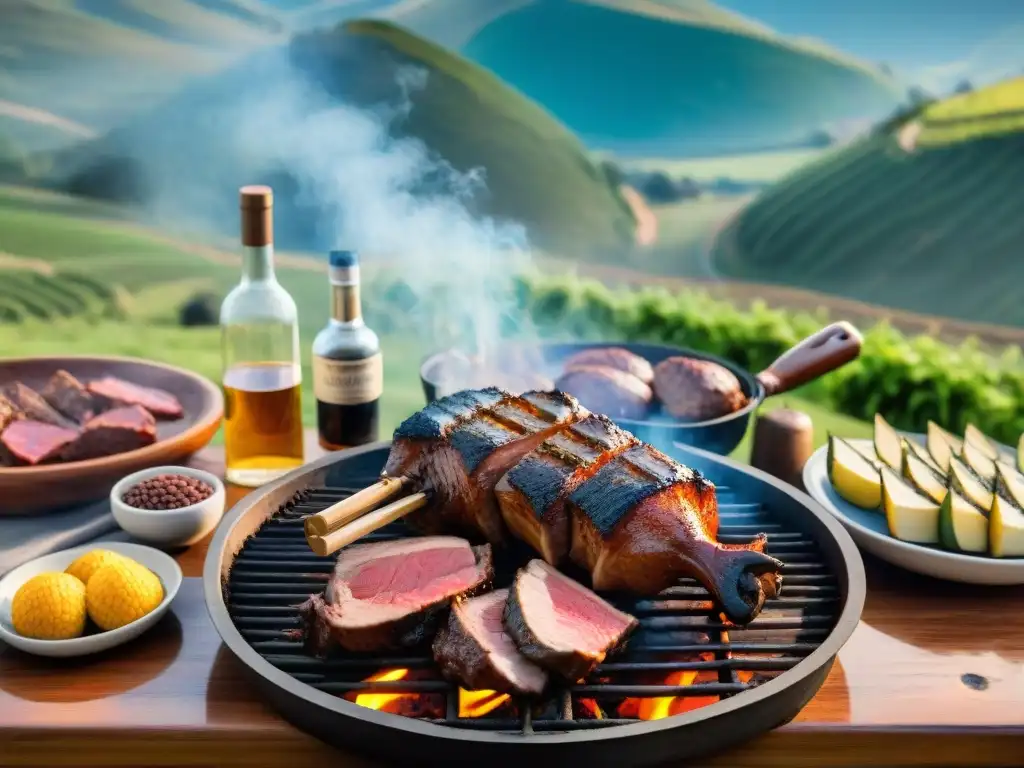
[0,0,286,131]
[59,20,636,259]
[712,76,1024,327]
[389,0,903,156]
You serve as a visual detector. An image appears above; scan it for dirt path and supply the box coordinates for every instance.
[620,185,658,245]
[898,120,922,152]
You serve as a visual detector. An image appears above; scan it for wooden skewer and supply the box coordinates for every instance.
[307,492,429,557]
[303,476,410,537]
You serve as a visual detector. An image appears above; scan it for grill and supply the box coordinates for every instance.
[204,441,865,767]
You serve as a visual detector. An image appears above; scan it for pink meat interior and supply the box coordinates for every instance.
[532,565,632,652]
[2,420,78,461]
[348,546,478,603]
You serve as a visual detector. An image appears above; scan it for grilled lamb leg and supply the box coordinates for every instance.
[383,388,588,545]
[567,444,782,625]
[494,414,638,565]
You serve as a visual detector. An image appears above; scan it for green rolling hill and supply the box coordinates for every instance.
[712,76,1024,327]
[0,0,286,133]
[60,19,636,260]
[388,0,903,155]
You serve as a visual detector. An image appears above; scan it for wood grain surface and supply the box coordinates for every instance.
[2,431,1023,767]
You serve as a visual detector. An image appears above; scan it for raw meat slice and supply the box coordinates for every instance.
[1,420,79,465]
[61,405,157,462]
[495,414,638,565]
[86,376,184,419]
[384,388,588,545]
[433,589,548,696]
[299,536,493,654]
[1,382,76,428]
[41,370,104,424]
[504,560,638,681]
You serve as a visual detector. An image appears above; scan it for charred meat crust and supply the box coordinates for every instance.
[502,573,636,682]
[1,381,76,429]
[299,544,494,656]
[40,370,104,424]
[393,387,509,442]
[569,444,711,536]
[432,592,548,696]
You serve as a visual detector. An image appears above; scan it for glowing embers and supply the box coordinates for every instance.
[347,668,517,720]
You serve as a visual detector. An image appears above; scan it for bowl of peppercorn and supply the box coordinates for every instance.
[110,466,226,548]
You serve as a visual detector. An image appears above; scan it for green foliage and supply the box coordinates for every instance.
[431,272,1024,445]
[178,291,221,327]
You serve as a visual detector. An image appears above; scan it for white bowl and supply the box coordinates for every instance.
[0,542,182,658]
[803,434,1024,585]
[110,465,226,548]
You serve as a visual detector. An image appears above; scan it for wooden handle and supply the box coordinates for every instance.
[303,476,409,537]
[755,321,862,398]
[307,492,429,557]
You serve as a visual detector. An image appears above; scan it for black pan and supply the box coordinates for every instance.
[420,322,862,456]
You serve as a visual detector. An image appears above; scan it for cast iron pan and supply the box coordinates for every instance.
[420,322,862,456]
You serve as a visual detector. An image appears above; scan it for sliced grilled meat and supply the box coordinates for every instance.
[495,414,638,564]
[554,365,652,421]
[61,405,157,462]
[504,560,638,682]
[433,589,548,696]
[384,388,588,544]
[41,370,104,424]
[652,357,747,421]
[1,420,79,465]
[567,444,782,625]
[86,376,183,419]
[1,381,76,428]
[563,347,654,385]
[0,393,21,431]
[299,536,493,655]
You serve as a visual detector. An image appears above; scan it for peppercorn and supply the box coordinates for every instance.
[122,474,214,510]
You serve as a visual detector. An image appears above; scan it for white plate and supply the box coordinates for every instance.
[0,542,182,657]
[803,435,1024,585]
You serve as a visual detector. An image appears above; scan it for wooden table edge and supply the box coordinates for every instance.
[4,723,1024,767]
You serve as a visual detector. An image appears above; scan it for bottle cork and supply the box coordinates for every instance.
[750,408,814,491]
[240,185,273,247]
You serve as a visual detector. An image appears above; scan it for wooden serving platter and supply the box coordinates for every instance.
[0,355,222,515]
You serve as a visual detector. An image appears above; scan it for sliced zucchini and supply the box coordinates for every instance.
[901,443,947,504]
[938,489,988,553]
[927,421,962,472]
[873,413,903,471]
[990,493,1024,558]
[962,438,997,487]
[827,436,882,510]
[948,455,994,514]
[881,464,940,544]
[964,423,999,461]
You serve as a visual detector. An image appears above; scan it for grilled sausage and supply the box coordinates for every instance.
[562,347,654,386]
[554,365,652,420]
[652,357,747,421]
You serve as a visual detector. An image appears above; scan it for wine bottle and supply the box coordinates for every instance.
[220,185,305,487]
[312,250,382,450]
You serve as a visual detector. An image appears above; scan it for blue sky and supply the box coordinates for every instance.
[718,0,1024,92]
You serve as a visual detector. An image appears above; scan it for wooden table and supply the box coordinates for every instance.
[2,432,1023,767]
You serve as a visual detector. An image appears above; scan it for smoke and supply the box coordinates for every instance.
[123,36,543,390]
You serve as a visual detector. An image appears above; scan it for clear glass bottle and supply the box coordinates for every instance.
[311,250,382,450]
[220,185,305,486]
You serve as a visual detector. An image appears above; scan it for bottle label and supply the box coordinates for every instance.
[312,353,383,405]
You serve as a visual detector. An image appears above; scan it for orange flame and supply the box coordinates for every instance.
[577,698,605,719]
[350,668,416,713]
[459,688,511,718]
[618,668,721,720]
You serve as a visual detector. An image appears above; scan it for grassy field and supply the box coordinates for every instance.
[0,183,869,461]
[712,75,1024,328]
[390,0,901,156]
[607,147,830,183]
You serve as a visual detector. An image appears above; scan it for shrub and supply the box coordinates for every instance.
[367,272,1024,445]
[178,292,221,327]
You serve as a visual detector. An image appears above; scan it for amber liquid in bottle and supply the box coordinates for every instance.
[220,185,305,486]
[312,250,382,450]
